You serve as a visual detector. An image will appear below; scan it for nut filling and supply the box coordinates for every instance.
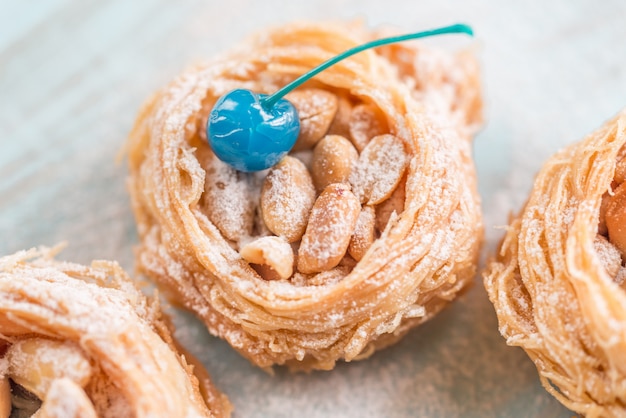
[205,88,409,282]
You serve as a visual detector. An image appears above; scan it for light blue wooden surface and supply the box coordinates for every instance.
[2,1,626,416]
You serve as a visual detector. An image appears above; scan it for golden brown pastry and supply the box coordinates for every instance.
[0,247,231,418]
[127,21,483,371]
[484,110,626,417]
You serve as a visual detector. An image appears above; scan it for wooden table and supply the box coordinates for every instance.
[2,1,625,416]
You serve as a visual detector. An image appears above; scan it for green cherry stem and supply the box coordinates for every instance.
[261,23,474,109]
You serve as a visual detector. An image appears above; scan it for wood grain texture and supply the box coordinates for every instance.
[1,1,626,416]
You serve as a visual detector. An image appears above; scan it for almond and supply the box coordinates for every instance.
[376,173,406,232]
[7,338,92,399]
[198,147,255,242]
[287,89,338,151]
[349,205,376,261]
[349,134,408,205]
[297,183,361,274]
[348,103,388,152]
[37,379,98,418]
[311,135,358,192]
[327,94,353,138]
[261,156,316,242]
[240,236,294,279]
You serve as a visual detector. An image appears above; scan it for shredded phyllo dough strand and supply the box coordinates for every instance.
[128,21,483,370]
[0,248,231,418]
[484,110,626,417]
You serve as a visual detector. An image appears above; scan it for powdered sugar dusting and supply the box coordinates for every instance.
[6,338,91,398]
[349,134,408,204]
[348,104,388,151]
[593,235,622,278]
[260,156,315,242]
[0,249,216,417]
[287,89,338,150]
[199,147,256,243]
[298,184,360,273]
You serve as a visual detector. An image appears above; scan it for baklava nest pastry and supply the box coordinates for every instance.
[0,247,230,418]
[484,110,626,417]
[127,21,483,370]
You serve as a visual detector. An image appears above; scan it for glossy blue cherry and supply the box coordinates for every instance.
[207,23,474,172]
[207,89,300,172]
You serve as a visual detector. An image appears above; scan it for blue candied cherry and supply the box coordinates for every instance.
[208,89,300,172]
[207,23,474,172]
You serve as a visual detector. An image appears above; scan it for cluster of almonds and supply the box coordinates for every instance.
[0,338,94,417]
[596,149,626,284]
[199,88,409,283]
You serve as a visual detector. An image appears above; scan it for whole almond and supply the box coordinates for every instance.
[287,89,338,151]
[327,94,353,138]
[348,205,376,261]
[261,156,315,242]
[297,183,361,274]
[311,135,358,192]
[199,147,255,242]
[348,103,388,152]
[349,134,408,205]
[240,236,294,279]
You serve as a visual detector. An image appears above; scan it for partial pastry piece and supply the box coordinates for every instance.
[0,247,231,418]
[484,110,626,417]
[127,21,483,371]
